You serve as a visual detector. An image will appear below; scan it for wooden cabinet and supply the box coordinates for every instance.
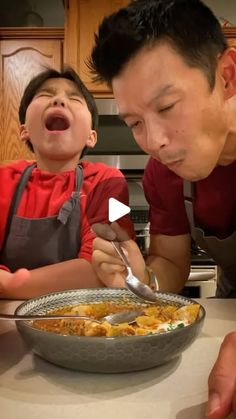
[64,3,236,97]
[64,0,129,97]
[0,28,63,161]
[0,14,236,162]
[224,27,236,48]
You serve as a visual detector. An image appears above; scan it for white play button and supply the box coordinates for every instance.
[108,198,130,222]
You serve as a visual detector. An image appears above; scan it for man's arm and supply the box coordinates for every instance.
[0,259,103,299]
[92,223,191,293]
[146,233,191,293]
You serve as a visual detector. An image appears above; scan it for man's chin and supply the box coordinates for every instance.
[186,171,214,181]
[170,166,210,182]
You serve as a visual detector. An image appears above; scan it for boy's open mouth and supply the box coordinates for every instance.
[45,114,70,131]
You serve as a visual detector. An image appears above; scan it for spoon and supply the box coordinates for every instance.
[111,241,158,303]
[0,309,144,326]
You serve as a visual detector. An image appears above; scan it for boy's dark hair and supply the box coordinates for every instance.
[19,66,98,155]
[89,0,228,90]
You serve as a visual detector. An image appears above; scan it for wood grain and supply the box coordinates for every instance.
[0,37,62,161]
[64,0,129,96]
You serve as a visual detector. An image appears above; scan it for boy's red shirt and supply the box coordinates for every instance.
[0,160,135,271]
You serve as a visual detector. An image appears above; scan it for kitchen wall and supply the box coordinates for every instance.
[203,0,236,25]
[0,0,64,27]
[0,1,236,28]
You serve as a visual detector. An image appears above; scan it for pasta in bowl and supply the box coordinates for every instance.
[15,288,205,373]
[32,300,200,337]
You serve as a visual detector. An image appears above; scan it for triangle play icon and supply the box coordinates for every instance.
[108,198,130,222]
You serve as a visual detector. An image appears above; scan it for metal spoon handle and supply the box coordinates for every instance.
[111,241,130,267]
[0,313,100,322]
[111,241,158,303]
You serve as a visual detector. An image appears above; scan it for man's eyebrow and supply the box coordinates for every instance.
[119,84,176,119]
[147,84,176,104]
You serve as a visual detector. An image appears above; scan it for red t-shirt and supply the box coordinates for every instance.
[0,160,135,271]
[143,157,236,239]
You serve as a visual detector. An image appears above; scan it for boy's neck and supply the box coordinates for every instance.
[35,156,82,173]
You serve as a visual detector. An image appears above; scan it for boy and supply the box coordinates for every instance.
[0,67,134,299]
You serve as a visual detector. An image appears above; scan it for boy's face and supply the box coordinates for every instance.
[112,42,232,181]
[20,78,97,164]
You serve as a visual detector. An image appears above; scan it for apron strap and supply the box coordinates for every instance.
[57,165,83,225]
[183,180,196,241]
[2,163,36,251]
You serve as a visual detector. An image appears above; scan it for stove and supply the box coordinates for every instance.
[190,241,215,266]
[126,179,217,297]
[183,240,217,298]
[191,253,215,265]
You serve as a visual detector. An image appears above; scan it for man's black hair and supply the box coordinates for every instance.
[89,0,228,90]
[19,66,98,155]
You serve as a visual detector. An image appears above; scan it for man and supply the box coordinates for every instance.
[88,0,236,417]
[0,67,134,298]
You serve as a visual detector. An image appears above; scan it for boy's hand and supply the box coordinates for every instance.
[0,268,30,298]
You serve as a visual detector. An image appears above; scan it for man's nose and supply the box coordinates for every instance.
[145,123,169,153]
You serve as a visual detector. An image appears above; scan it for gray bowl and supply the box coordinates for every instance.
[15,288,205,373]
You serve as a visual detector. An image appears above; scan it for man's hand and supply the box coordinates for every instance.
[0,268,31,298]
[92,222,147,288]
[207,332,236,418]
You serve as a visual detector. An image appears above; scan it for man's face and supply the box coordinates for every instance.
[112,42,229,181]
[21,78,96,163]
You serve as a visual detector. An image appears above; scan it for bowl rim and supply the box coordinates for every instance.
[15,287,206,341]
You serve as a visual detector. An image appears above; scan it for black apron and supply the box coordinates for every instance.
[0,163,83,271]
[184,180,236,298]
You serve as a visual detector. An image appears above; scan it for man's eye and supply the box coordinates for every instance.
[159,103,175,113]
[129,121,141,129]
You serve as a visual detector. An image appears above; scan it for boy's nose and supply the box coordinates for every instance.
[52,96,65,107]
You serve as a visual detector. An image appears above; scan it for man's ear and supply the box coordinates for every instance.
[19,124,30,143]
[86,130,97,148]
[219,48,236,100]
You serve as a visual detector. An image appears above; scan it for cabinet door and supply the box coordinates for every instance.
[0,39,62,161]
[227,37,236,48]
[64,0,129,96]
[223,28,236,48]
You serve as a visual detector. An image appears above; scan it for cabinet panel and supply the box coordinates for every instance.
[223,28,236,48]
[64,0,129,96]
[0,38,62,161]
[227,38,236,48]
[64,4,236,96]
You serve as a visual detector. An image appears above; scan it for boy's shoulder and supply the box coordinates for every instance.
[0,160,35,175]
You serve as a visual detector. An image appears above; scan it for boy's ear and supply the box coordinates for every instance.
[86,130,97,148]
[219,48,236,100]
[19,124,30,143]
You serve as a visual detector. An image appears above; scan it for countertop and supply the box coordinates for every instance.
[0,298,235,419]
